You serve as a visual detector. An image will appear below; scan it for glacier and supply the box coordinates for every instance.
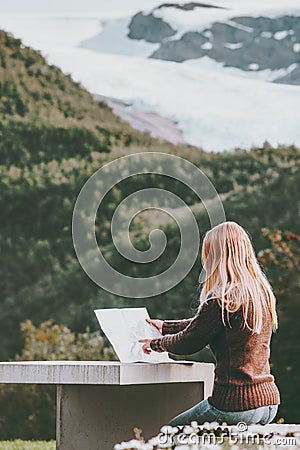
[0,0,300,152]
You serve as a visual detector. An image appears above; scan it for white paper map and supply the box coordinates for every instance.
[94,307,174,363]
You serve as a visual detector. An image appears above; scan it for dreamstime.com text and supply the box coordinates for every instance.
[158,423,297,447]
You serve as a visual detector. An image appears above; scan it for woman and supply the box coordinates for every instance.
[139,221,280,426]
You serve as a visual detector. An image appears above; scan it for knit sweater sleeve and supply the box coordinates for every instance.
[150,299,223,355]
[162,319,192,335]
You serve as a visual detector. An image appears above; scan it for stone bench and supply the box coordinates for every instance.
[0,361,214,450]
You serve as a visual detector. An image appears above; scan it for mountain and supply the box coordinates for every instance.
[0,29,171,166]
[70,1,300,151]
[126,3,300,84]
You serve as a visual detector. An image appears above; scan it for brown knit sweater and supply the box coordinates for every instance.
[150,298,280,411]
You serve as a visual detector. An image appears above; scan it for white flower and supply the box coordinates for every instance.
[160,425,174,434]
[183,425,194,434]
[159,441,174,449]
[148,436,160,445]
[114,443,132,450]
[118,439,143,449]
[208,421,220,428]
[140,444,153,450]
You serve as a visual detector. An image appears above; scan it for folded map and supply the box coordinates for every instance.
[94,307,184,363]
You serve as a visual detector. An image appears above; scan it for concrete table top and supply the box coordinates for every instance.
[0,361,215,386]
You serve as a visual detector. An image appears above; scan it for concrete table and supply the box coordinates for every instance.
[0,361,214,450]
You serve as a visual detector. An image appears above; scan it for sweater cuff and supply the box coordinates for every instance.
[162,319,192,335]
[150,338,165,353]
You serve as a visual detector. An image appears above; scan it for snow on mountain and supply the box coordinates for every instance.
[150,0,300,33]
[127,1,300,84]
[0,1,300,151]
[39,48,300,151]
[79,17,159,57]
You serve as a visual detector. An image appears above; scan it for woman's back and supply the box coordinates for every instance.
[209,300,280,411]
[151,297,280,411]
[143,221,280,424]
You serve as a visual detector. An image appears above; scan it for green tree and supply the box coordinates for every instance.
[258,229,300,422]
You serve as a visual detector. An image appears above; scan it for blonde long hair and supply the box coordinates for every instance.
[199,221,278,333]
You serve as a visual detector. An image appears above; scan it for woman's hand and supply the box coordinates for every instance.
[138,339,152,355]
[138,318,164,354]
[146,318,163,334]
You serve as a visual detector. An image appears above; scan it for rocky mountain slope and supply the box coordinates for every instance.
[4,2,299,151]
[127,2,300,84]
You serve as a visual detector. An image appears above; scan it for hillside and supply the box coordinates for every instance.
[2,3,300,151]
[0,29,179,167]
[0,29,299,429]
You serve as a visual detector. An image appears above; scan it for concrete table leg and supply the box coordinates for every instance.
[56,382,204,450]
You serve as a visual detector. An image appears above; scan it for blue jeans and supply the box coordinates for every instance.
[168,398,279,426]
